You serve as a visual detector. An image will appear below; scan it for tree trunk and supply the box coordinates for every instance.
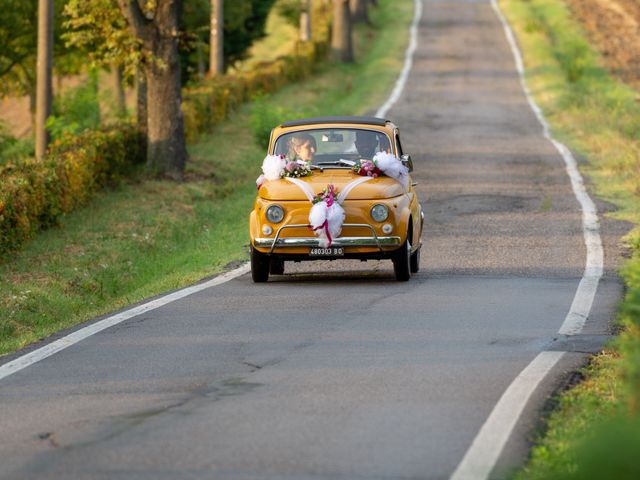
[35,0,53,160]
[209,0,223,76]
[119,0,187,180]
[112,63,126,117]
[300,0,312,42]
[136,66,148,152]
[331,0,353,62]
[29,88,36,128]
[145,50,186,179]
[349,0,369,24]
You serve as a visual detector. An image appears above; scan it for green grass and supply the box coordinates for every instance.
[0,0,414,356]
[498,1,640,478]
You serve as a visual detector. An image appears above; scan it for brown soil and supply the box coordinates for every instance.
[565,0,640,89]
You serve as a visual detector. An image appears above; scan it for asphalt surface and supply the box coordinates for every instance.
[0,1,629,479]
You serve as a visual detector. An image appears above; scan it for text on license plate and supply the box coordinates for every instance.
[309,247,344,256]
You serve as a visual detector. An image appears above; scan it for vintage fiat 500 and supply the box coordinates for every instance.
[249,116,423,282]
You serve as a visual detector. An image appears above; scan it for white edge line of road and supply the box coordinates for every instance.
[376,0,422,118]
[0,264,251,382]
[0,0,424,383]
[450,1,604,479]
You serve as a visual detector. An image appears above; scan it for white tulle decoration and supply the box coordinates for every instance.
[326,203,346,239]
[309,202,327,230]
[309,201,345,248]
[256,174,266,189]
[373,152,409,189]
[261,154,287,181]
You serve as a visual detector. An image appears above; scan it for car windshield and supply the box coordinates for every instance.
[273,128,392,167]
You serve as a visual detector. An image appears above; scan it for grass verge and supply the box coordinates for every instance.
[0,0,414,356]
[498,0,640,478]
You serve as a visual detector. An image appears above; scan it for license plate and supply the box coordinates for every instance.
[309,247,344,257]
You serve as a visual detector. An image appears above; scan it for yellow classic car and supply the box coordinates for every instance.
[249,116,423,282]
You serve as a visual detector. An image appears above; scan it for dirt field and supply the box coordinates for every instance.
[566,0,640,89]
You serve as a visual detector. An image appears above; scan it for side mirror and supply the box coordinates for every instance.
[400,154,413,172]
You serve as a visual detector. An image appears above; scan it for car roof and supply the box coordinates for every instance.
[279,116,389,128]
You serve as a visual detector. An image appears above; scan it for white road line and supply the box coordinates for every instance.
[450,1,604,479]
[450,351,565,480]
[0,2,424,382]
[0,264,250,382]
[376,0,423,118]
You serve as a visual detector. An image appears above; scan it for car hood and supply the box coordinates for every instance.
[258,170,406,201]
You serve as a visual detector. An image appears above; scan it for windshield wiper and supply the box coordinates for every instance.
[316,159,356,167]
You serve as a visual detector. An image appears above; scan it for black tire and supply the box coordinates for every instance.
[270,258,285,275]
[393,237,411,282]
[410,245,420,273]
[251,246,270,282]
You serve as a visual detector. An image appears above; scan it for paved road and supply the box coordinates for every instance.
[0,1,628,479]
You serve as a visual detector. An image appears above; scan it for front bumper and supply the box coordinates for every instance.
[254,223,401,254]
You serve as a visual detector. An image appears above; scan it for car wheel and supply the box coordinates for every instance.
[410,245,420,273]
[270,258,285,275]
[251,246,270,283]
[393,236,411,282]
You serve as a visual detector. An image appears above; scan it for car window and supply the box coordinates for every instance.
[395,131,404,156]
[274,128,393,165]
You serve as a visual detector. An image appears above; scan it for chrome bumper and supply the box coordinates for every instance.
[254,223,401,254]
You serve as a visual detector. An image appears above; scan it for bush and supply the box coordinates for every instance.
[0,124,144,257]
[0,122,33,166]
[45,73,102,140]
[249,94,293,148]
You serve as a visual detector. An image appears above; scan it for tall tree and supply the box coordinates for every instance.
[331,0,353,62]
[35,0,53,160]
[112,63,126,117]
[349,0,369,24]
[117,0,187,179]
[136,66,147,145]
[300,0,311,42]
[209,0,223,76]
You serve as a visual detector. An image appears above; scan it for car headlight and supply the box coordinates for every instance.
[370,204,389,222]
[266,204,285,223]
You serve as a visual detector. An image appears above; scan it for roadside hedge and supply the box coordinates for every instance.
[0,125,144,256]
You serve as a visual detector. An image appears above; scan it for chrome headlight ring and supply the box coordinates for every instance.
[370,204,389,222]
[266,204,285,223]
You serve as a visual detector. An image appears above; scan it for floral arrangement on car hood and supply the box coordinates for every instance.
[353,152,409,189]
[256,154,311,189]
[308,184,345,248]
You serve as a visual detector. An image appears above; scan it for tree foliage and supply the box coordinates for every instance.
[275,0,305,29]
[0,0,79,97]
[63,0,143,77]
[63,0,277,84]
[0,0,37,96]
[180,0,277,82]
[223,0,278,67]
